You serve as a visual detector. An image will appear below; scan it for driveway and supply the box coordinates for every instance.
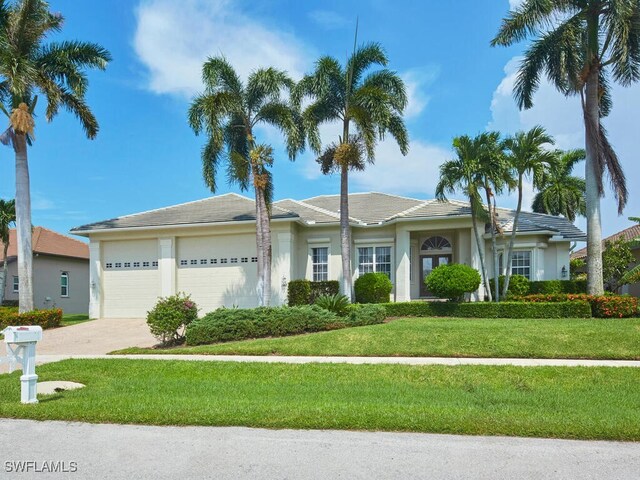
[1,318,156,373]
[1,419,639,480]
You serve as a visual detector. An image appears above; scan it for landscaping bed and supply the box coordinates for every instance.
[115,317,640,360]
[1,359,639,441]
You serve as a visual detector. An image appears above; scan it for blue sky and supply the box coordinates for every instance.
[0,0,638,242]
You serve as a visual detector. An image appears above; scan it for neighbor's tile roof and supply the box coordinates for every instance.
[0,227,89,260]
[72,191,585,241]
[571,224,640,259]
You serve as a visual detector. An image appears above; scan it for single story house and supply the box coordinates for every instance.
[571,223,640,296]
[0,227,90,313]
[71,192,585,319]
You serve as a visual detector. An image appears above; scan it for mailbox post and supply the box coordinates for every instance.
[2,326,43,404]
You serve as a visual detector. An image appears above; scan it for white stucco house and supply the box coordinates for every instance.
[71,192,585,319]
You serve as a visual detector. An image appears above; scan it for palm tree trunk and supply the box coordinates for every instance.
[14,133,33,313]
[471,207,492,302]
[256,187,272,307]
[502,175,523,298]
[0,242,8,304]
[253,183,265,306]
[486,189,500,302]
[584,18,604,296]
[340,163,352,300]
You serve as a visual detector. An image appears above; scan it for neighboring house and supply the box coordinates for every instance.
[571,224,640,296]
[0,227,90,313]
[72,192,584,319]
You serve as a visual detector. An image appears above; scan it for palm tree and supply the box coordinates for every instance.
[0,0,111,312]
[188,57,303,306]
[532,149,586,222]
[296,42,408,299]
[0,198,15,304]
[492,0,640,295]
[502,126,555,297]
[436,134,493,301]
[476,131,513,302]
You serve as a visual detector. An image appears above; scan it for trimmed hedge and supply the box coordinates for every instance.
[425,264,481,301]
[511,294,638,318]
[287,280,340,306]
[185,304,386,345]
[382,301,592,319]
[354,272,393,304]
[489,275,530,297]
[0,308,62,330]
[528,280,587,294]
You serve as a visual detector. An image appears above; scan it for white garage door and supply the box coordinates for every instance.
[177,234,259,315]
[102,239,160,318]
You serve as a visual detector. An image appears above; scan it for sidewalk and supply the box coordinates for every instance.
[29,353,640,368]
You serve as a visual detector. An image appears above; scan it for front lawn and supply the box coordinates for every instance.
[0,359,638,440]
[61,314,91,327]
[115,317,640,360]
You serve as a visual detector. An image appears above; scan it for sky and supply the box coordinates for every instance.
[0,0,638,243]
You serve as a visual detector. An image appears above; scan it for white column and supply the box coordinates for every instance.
[88,240,101,319]
[275,232,294,306]
[395,227,411,302]
[159,238,176,297]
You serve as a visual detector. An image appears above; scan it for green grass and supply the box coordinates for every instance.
[0,359,638,440]
[60,314,91,327]
[115,317,640,360]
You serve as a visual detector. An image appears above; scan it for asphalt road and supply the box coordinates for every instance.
[1,419,639,479]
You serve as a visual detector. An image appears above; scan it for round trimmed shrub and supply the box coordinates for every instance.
[147,293,198,345]
[354,272,393,304]
[425,263,481,301]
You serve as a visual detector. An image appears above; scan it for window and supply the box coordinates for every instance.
[311,247,329,281]
[358,246,392,278]
[152,261,158,267]
[105,262,113,269]
[190,259,197,265]
[230,258,238,264]
[200,259,207,265]
[421,236,451,251]
[133,262,140,268]
[115,262,122,268]
[220,258,228,264]
[210,259,217,265]
[511,251,532,279]
[124,262,131,268]
[143,261,150,267]
[241,257,248,263]
[12,276,18,293]
[180,260,188,266]
[251,257,258,263]
[60,272,69,297]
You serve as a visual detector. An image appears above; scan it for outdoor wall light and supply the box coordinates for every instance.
[561,265,567,278]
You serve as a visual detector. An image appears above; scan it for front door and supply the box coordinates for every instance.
[420,254,452,297]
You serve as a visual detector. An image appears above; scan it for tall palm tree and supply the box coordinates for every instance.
[532,148,586,221]
[296,42,408,299]
[0,0,111,312]
[0,198,15,304]
[188,57,303,306]
[436,134,493,301]
[476,131,513,302]
[502,126,555,297]
[492,0,640,295]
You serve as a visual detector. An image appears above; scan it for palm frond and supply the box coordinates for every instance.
[202,56,243,95]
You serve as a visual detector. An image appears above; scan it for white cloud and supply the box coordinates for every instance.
[308,10,350,30]
[401,67,439,119]
[488,56,640,237]
[509,0,525,9]
[133,0,312,96]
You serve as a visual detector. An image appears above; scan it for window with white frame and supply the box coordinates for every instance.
[501,250,532,279]
[358,246,392,279]
[60,272,69,297]
[12,276,18,292]
[311,247,329,282]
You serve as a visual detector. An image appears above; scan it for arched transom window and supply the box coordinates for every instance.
[421,236,451,251]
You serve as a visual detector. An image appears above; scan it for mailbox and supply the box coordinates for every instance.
[2,325,43,404]
[3,326,43,343]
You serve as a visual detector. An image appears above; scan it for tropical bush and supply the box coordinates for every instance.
[287,280,340,306]
[382,301,591,319]
[528,280,587,294]
[146,293,198,345]
[489,274,530,297]
[511,293,638,318]
[0,308,62,330]
[354,272,393,304]
[185,304,385,345]
[315,293,350,316]
[425,264,481,301]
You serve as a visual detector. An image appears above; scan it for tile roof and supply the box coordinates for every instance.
[0,227,89,261]
[72,191,585,241]
[571,224,640,259]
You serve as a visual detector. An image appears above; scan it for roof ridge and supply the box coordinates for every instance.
[369,191,423,202]
[386,199,434,221]
[31,226,42,251]
[293,199,364,224]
